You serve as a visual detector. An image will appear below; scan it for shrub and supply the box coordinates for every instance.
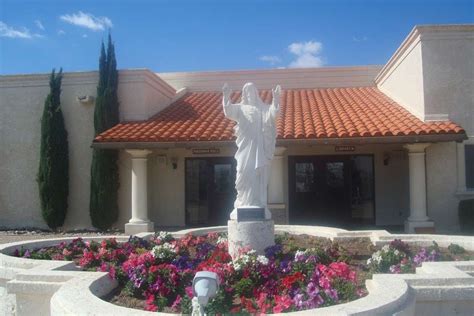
[38,69,69,229]
[90,34,120,230]
[448,243,466,255]
[459,199,474,235]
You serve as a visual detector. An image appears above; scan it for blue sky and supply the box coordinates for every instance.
[1,0,473,75]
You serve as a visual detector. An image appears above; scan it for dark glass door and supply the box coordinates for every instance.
[185,158,236,226]
[289,155,374,226]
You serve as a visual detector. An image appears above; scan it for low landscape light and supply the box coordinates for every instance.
[192,271,219,306]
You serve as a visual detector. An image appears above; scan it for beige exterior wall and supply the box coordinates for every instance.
[137,144,410,228]
[376,39,425,120]
[0,70,175,230]
[159,66,382,91]
[426,142,461,232]
[421,33,474,135]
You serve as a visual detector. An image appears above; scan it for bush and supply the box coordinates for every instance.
[459,199,474,235]
[89,34,120,230]
[38,69,69,229]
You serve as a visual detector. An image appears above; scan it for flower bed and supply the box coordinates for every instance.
[12,232,365,314]
[367,239,474,274]
[11,233,473,314]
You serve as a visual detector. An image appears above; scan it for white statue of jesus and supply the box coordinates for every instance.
[222,82,281,219]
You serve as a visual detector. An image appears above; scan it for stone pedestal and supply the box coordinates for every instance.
[228,219,275,258]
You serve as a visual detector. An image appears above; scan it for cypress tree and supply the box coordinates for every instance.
[38,69,69,229]
[90,34,120,230]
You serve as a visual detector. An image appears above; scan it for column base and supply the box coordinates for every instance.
[404,219,434,233]
[125,221,154,235]
[228,219,274,259]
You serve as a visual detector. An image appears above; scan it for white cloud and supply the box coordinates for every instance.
[0,21,43,39]
[259,55,281,65]
[60,11,112,31]
[57,29,66,35]
[34,20,45,30]
[352,36,368,42]
[288,40,324,68]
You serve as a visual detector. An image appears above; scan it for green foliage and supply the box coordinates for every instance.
[448,243,466,255]
[38,68,69,229]
[332,277,358,302]
[90,34,120,230]
[234,278,254,297]
[459,199,474,235]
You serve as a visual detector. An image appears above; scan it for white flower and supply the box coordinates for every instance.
[394,249,400,256]
[247,249,257,255]
[382,245,390,252]
[217,236,227,244]
[151,242,176,259]
[257,255,269,265]
[232,261,242,271]
[295,250,306,262]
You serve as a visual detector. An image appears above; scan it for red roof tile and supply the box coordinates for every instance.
[94,87,465,143]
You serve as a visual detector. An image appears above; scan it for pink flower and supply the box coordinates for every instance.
[185,286,194,298]
[273,295,292,313]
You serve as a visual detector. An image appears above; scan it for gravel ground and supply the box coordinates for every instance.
[0,227,185,245]
[0,229,126,245]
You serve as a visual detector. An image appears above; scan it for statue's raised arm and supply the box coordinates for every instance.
[270,85,281,118]
[222,83,240,121]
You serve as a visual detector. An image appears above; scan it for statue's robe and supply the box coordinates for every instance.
[223,101,278,209]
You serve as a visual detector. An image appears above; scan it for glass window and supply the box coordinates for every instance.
[351,156,374,219]
[295,162,316,192]
[466,145,474,189]
[214,164,232,193]
[326,162,344,188]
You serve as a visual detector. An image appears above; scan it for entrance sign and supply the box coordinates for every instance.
[335,146,356,152]
[192,148,220,155]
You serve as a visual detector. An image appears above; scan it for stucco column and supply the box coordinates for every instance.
[267,147,287,222]
[125,149,154,235]
[404,143,434,233]
[456,142,467,193]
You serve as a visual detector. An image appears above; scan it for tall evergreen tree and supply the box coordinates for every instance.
[90,34,120,230]
[38,69,69,229]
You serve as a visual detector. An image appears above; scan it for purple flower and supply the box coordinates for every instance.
[325,288,338,301]
[389,264,401,274]
[23,249,31,258]
[265,244,283,259]
[306,281,319,297]
[279,259,291,273]
[293,293,305,309]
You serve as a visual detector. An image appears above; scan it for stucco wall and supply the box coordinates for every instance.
[142,144,410,228]
[426,142,461,232]
[376,40,425,120]
[421,35,474,135]
[0,70,175,230]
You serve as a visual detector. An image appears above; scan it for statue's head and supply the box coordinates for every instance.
[241,82,263,106]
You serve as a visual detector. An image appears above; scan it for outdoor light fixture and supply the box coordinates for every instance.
[171,157,178,170]
[76,95,94,105]
[192,271,219,314]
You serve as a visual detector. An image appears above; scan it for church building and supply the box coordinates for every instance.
[1,24,473,234]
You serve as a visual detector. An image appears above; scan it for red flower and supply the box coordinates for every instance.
[240,296,257,313]
[273,295,292,313]
[282,271,304,288]
[256,292,271,314]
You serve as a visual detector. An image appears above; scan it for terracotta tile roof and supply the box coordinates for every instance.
[94,87,465,143]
